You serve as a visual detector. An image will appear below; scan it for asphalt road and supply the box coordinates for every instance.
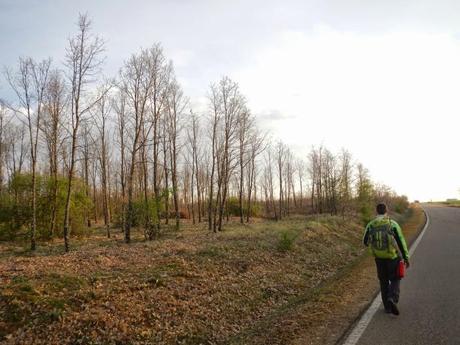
[352,205,460,345]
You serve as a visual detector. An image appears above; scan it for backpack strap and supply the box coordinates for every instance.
[386,217,392,253]
[368,222,377,257]
[388,217,403,259]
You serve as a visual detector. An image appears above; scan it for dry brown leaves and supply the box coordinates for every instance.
[0,214,379,345]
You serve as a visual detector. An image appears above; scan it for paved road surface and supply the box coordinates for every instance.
[350,205,460,345]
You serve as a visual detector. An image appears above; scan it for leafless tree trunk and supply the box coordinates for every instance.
[148,45,168,237]
[141,113,152,236]
[245,130,264,222]
[81,124,93,228]
[162,115,170,225]
[0,106,6,194]
[119,46,160,242]
[296,159,305,210]
[265,147,277,220]
[187,153,195,224]
[90,156,98,223]
[114,92,127,235]
[237,109,252,223]
[166,78,187,230]
[63,14,105,251]
[212,77,244,231]
[276,141,285,220]
[42,70,66,237]
[187,111,201,224]
[309,146,324,214]
[0,104,11,194]
[207,85,221,232]
[94,87,112,237]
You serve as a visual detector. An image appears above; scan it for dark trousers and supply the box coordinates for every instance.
[375,257,401,308]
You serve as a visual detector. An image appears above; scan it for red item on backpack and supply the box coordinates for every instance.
[397,260,405,279]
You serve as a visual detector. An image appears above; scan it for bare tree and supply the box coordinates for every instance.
[237,108,252,223]
[264,147,277,219]
[161,115,170,226]
[5,57,52,250]
[89,147,99,224]
[148,45,169,237]
[215,77,244,231]
[63,13,105,251]
[93,86,112,237]
[119,47,159,242]
[165,77,187,230]
[309,146,324,214]
[245,129,265,222]
[113,91,127,234]
[187,111,201,223]
[5,122,27,178]
[207,83,221,231]
[322,148,339,215]
[296,159,306,210]
[284,147,294,216]
[42,69,67,237]
[338,149,353,216]
[0,104,11,193]
[276,141,286,220]
[80,123,94,228]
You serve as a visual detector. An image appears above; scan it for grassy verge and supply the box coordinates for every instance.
[228,205,426,345]
[0,207,424,345]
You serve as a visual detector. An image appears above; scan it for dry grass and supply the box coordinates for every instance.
[0,208,424,345]
[228,205,426,345]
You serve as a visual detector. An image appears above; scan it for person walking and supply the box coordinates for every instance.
[363,203,410,315]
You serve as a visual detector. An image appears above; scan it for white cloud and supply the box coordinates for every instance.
[170,49,196,68]
[235,27,460,201]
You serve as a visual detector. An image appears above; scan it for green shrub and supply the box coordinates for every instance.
[277,230,298,252]
[393,195,409,214]
[112,188,173,229]
[359,203,373,226]
[0,173,92,240]
[131,197,160,227]
[225,196,263,218]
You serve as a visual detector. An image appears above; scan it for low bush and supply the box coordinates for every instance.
[277,230,298,252]
[226,197,263,218]
[0,173,92,240]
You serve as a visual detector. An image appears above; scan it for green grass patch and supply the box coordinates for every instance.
[196,245,226,258]
[43,272,86,292]
[0,276,43,334]
[176,331,212,345]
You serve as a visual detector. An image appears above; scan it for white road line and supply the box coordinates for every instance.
[341,295,382,345]
[341,208,431,345]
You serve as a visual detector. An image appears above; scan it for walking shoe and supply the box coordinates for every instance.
[387,299,399,315]
[383,303,391,313]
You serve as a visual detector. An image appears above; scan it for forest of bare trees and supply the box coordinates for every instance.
[0,14,408,251]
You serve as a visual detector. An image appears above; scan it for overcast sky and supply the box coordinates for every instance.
[1,0,460,201]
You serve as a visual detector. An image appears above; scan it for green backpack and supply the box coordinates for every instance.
[368,219,397,255]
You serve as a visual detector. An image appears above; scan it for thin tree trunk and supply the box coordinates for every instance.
[63,130,78,252]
